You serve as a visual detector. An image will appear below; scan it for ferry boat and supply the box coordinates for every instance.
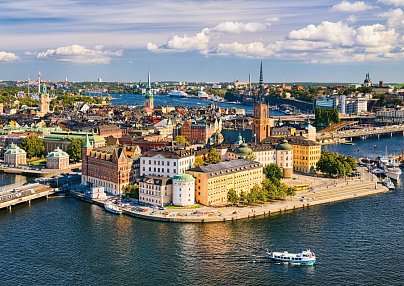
[168,90,189,98]
[268,249,316,265]
[371,168,385,175]
[382,177,395,190]
[104,203,122,214]
[197,91,211,100]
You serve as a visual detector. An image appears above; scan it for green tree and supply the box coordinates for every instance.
[66,138,85,162]
[206,148,221,164]
[316,150,356,177]
[239,190,247,203]
[174,135,188,145]
[227,188,239,204]
[263,164,283,181]
[123,184,139,199]
[20,135,44,159]
[247,151,256,161]
[193,156,205,168]
[287,186,296,197]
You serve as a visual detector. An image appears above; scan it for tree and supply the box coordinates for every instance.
[227,189,239,204]
[174,135,188,145]
[193,156,205,168]
[247,151,256,161]
[66,138,84,162]
[263,164,283,181]
[316,150,357,177]
[239,191,247,203]
[20,135,44,159]
[206,148,221,164]
[287,186,296,197]
[123,184,139,199]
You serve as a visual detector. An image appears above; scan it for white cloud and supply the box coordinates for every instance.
[214,42,275,57]
[213,21,271,33]
[347,15,358,22]
[379,8,404,29]
[332,1,374,12]
[0,51,19,62]
[378,0,404,7]
[355,24,398,53]
[288,21,356,46]
[36,45,122,64]
[148,28,210,53]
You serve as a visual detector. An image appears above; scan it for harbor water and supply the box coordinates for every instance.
[1,137,403,285]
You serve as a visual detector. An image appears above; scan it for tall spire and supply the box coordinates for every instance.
[38,71,41,94]
[259,61,264,99]
[83,133,93,148]
[147,67,151,89]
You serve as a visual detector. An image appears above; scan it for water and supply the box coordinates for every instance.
[1,137,403,285]
[110,93,284,116]
[0,173,32,188]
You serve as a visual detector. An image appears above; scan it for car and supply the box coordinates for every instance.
[158,206,164,210]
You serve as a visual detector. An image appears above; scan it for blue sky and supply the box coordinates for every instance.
[0,0,403,83]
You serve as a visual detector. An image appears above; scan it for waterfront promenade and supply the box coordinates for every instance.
[70,168,388,223]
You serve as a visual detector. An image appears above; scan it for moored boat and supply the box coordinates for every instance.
[168,90,189,98]
[268,249,316,265]
[382,177,395,190]
[104,203,122,214]
[385,167,402,181]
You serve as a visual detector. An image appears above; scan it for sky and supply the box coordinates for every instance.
[0,0,403,83]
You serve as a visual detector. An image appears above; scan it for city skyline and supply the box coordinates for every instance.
[0,0,403,82]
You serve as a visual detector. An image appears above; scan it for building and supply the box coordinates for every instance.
[376,108,404,124]
[289,137,321,173]
[363,73,372,87]
[139,176,172,207]
[97,125,122,138]
[144,69,154,111]
[181,120,216,144]
[46,147,70,170]
[187,159,263,206]
[315,96,337,109]
[172,173,196,206]
[140,149,195,178]
[43,131,105,154]
[85,186,107,200]
[81,135,133,196]
[4,143,27,166]
[275,139,293,178]
[252,62,272,143]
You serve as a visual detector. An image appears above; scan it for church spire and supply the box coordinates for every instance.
[147,67,151,89]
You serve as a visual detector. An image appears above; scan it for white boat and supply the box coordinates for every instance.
[385,167,402,181]
[371,168,385,175]
[104,203,122,214]
[382,177,395,190]
[197,91,211,100]
[268,249,316,265]
[168,90,188,98]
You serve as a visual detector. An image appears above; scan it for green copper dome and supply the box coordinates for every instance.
[234,143,253,156]
[173,173,195,182]
[276,139,292,151]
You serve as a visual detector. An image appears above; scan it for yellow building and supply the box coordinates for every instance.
[289,137,321,173]
[187,159,263,206]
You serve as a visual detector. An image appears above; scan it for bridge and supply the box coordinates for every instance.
[0,183,61,210]
[317,124,404,142]
[271,114,375,123]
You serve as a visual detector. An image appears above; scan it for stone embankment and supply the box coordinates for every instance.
[69,172,388,223]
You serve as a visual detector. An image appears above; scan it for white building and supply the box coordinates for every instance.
[140,149,195,178]
[172,174,195,207]
[85,186,107,200]
[139,176,172,207]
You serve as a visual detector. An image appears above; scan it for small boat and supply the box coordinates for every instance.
[371,168,385,175]
[104,203,122,214]
[268,249,316,265]
[197,91,211,100]
[385,167,402,181]
[168,90,189,98]
[382,177,395,190]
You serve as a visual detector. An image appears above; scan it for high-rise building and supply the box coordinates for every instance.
[144,68,154,110]
[253,62,271,143]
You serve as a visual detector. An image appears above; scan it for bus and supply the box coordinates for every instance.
[294,184,310,191]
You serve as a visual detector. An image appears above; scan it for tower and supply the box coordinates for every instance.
[38,71,41,94]
[253,61,271,143]
[38,83,50,116]
[144,68,154,110]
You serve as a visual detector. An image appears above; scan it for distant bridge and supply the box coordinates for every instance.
[317,124,404,141]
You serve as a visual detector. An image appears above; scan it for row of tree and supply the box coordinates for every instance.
[316,150,357,177]
[315,107,340,128]
[227,164,296,204]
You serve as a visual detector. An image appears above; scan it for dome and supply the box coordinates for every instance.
[173,173,195,182]
[234,143,253,156]
[276,139,292,151]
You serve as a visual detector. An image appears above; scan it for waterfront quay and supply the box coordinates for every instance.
[69,168,387,223]
[0,163,82,177]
